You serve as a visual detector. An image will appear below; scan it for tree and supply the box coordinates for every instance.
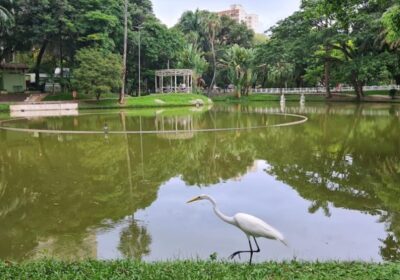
[127,18,185,95]
[301,0,344,97]
[218,15,254,48]
[382,4,400,47]
[221,44,256,98]
[201,13,220,95]
[330,1,393,99]
[268,61,294,94]
[176,9,255,92]
[0,2,13,36]
[177,43,208,92]
[177,9,204,39]
[72,47,122,100]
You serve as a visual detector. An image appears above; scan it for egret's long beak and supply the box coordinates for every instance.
[187,197,201,204]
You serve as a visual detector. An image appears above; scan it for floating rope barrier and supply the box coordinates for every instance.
[0,113,308,135]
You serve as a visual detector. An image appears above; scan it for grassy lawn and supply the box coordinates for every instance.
[80,106,211,118]
[79,94,212,109]
[0,261,399,280]
[362,90,396,96]
[0,104,10,112]
[43,92,118,101]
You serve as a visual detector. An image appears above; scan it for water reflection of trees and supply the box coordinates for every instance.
[0,104,399,261]
[249,105,400,261]
[0,110,262,261]
[118,219,151,260]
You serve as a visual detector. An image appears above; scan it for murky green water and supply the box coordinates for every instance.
[0,103,399,262]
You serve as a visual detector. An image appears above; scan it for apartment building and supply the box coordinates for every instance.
[217,4,259,31]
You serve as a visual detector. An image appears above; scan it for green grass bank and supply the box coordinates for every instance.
[77,94,213,110]
[0,261,399,280]
[0,104,10,112]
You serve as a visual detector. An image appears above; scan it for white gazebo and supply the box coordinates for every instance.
[155,69,193,93]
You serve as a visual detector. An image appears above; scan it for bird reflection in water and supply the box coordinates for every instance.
[104,123,109,140]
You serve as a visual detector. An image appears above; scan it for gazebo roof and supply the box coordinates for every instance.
[155,69,193,76]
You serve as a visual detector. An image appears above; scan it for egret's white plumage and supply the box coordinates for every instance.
[187,194,287,263]
[233,213,286,243]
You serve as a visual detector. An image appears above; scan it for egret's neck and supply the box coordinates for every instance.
[205,196,235,225]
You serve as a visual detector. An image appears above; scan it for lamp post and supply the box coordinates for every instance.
[134,25,143,97]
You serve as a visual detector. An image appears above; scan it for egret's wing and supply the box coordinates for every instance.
[234,213,285,241]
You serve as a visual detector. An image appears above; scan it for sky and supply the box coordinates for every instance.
[152,0,301,33]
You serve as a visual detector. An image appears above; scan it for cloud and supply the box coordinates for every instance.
[152,0,301,33]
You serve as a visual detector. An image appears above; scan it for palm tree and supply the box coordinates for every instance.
[177,43,209,92]
[0,2,14,36]
[177,9,204,47]
[178,10,202,34]
[202,13,221,96]
[221,44,256,98]
[268,61,294,95]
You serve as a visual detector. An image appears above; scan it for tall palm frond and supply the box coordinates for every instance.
[0,4,14,35]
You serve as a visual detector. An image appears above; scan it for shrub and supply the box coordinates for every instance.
[389,88,398,99]
[72,48,122,100]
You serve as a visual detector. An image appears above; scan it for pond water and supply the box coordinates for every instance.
[0,102,399,263]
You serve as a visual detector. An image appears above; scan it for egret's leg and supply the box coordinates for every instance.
[229,237,254,263]
[253,237,261,253]
[249,238,254,265]
[248,238,261,264]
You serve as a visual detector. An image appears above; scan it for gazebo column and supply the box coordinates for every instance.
[174,71,177,93]
[155,74,158,93]
[161,74,164,93]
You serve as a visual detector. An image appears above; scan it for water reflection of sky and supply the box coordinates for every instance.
[97,160,385,262]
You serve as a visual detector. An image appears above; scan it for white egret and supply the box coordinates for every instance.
[187,194,287,264]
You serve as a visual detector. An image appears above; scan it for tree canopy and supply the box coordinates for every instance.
[0,0,399,97]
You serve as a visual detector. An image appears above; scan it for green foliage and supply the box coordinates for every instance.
[268,61,294,90]
[0,3,13,36]
[1,0,399,96]
[382,5,400,46]
[0,104,10,112]
[79,94,213,109]
[221,44,256,98]
[127,18,186,94]
[72,48,122,100]
[178,44,208,76]
[389,88,398,99]
[176,9,255,90]
[0,260,399,280]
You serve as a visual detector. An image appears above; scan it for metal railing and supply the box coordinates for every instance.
[212,85,400,95]
[251,85,400,95]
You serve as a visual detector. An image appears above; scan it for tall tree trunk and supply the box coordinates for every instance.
[207,39,216,96]
[351,75,363,101]
[59,32,64,91]
[324,59,332,98]
[394,74,400,85]
[359,82,364,98]
[35,40,48,90]
[120,0,128,104]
